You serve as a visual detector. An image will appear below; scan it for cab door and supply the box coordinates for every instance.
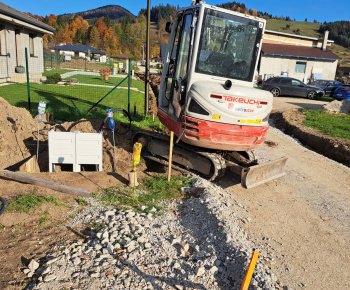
[165,11,194,120]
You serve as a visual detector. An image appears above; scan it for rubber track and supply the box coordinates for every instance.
[133,131,226,181]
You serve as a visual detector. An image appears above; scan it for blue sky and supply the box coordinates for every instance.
[4,0,350,23]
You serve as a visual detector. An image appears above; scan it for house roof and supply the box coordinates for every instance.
[0,2,55,33]
[261,43,340,61]
[265,30,334,44]
[50,44,106,55]
[113,53,129,59]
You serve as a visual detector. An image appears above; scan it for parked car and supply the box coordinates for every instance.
[309,80,342,96]
[262,77,325,99]
[332,85,350,101]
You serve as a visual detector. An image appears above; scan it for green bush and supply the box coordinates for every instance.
[46,73,62,84]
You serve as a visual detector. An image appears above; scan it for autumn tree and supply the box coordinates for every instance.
[96,17,108,37]
[62,24,72,44]
[103,26,121,55]
[89,26,100,48]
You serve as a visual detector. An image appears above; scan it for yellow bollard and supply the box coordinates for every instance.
[241,250,259,290]
[132,142,142,172]
[129,142,142,188]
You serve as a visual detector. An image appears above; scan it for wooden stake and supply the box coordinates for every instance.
[0,170,90,197]
[19,155,39,173]
[167,131,174,182]
[241,250,259,290]
[152,113,154,122]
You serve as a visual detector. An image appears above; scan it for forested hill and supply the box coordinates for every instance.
[60,5,134,22]
[319,21,350,48]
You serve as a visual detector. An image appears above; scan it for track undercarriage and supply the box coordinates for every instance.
[133,132,287,188]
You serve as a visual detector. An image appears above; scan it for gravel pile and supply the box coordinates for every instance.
[323,99,350,114]
[25,178,279,290]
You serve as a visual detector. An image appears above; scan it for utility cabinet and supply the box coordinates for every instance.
[48,131,103,172]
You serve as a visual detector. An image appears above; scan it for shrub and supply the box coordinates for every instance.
[46,73,62,84]
[99,67,112,77]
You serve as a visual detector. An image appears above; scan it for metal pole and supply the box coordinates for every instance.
[145,0,150,115]
[85,56,87,71]
[167,131,174,182]
[25,48,31,111]
[51,52,53,68]
[128,57,131,114]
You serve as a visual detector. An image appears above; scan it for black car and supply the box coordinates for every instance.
[309,80,342,96]
[262,77,325,99]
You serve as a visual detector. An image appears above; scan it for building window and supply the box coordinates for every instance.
[0,25,6,56]
[295,61,306,73]
[29,33,36,56]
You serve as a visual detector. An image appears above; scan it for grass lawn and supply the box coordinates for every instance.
[64,74,145,91]
[266,19,321,38]
[303,110,350,139]
[0,83,145,121]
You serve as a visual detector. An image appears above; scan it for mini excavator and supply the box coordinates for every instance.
[133,1,287,188]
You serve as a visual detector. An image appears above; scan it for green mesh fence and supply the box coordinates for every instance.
[0,50,142,122]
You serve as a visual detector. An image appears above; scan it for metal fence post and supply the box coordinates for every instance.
[128,57,131,114]
[25,48,31,111]
[51,52,53,69]
[85,56,87,71]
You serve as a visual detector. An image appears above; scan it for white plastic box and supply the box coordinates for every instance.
[48,130,103,172]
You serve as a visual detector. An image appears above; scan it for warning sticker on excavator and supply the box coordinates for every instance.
[212,114,221,120]
[240,119,262,124]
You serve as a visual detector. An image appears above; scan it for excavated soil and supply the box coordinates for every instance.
[271,109,350,167]
[0,97,139,173]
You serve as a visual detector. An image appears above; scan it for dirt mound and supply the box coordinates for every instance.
[136,72,160,115]
[323,99,350,114]
[272,109,350,166]
[0,98,38,170]
[0,97,141,173]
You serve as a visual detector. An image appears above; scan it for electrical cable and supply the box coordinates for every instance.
[112,129,116,172]
[36,121,40,172]
[0,196,7,216]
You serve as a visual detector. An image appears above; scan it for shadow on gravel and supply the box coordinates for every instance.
[177,195,249,289]
[114,259,204,290]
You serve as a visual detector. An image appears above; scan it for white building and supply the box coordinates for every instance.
[258,30,340,83]
[50,44,106,61]
[0,2,55,84]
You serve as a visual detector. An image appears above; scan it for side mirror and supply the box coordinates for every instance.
[165,22,172,33]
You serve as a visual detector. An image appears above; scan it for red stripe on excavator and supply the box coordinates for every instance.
[210,94,222,99]
[157,110,268,151]
[183,116,268,151]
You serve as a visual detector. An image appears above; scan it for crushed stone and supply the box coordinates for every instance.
[25,176,282,290]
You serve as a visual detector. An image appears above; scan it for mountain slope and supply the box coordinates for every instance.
[59,5,134,21]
